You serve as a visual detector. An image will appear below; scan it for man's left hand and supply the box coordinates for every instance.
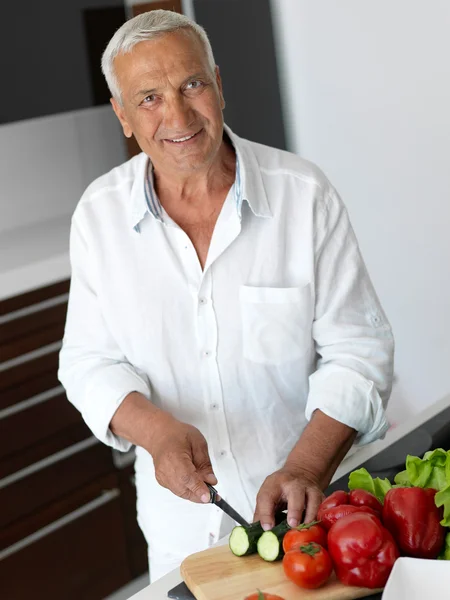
[253,466,325,530]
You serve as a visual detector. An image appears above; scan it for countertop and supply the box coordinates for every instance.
[128,391,450,600]
[0,215,71,301]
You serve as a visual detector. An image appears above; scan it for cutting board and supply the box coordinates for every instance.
[181,544,382,600]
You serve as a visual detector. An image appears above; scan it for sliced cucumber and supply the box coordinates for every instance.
[257,520,290,562]
[229,512,287,557]
[229,522,265,556]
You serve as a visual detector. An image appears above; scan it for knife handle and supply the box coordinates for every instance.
[205,482,218,504]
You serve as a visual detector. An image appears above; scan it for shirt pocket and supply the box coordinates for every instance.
[239,283,313,365]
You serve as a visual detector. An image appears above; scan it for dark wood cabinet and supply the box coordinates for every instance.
[119,465,149,579]
[0,476,131,600]
[0,279,147,599]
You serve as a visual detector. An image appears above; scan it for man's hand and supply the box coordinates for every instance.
[148,412,217,503]
[254,465,324,530]
[254,411,358,530]
[110,392,217,503]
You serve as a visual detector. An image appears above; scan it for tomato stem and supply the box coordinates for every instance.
[300,542,322,556]
[293,520,322,530]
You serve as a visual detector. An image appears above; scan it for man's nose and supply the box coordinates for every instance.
[164,95,194,132]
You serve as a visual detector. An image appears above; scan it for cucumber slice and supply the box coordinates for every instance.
[257,520,290,562]
[229,523,264,556]
[229,512,288,557]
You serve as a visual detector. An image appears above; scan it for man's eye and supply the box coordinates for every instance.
[142,94,157,104]
[186,80,203,90]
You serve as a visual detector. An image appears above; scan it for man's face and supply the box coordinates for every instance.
[111,30,225,174]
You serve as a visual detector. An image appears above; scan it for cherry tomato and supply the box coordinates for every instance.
[282,523,328,552]
[244,593,285,600]
[348,489,383,515]
[317,490,348,521]
[320,504,380,531]
[282,543,333,589]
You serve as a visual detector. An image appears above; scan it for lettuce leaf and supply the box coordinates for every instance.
[435,485,450,527]
[393,469,411,486]
[438,532,450,560]
[348,468,392,503]
[403,449,449,489]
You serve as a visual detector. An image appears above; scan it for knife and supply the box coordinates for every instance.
[205,483,250,527]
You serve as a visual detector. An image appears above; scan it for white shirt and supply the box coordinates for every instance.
[58,126,394,524]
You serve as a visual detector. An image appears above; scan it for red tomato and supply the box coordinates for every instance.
[317,490,348,521]
[348,489,383,515]
[244,593,285,600]
[282,543,333,589]
[282,524,328,553]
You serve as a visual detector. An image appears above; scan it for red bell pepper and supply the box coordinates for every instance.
[319,504,380,531]
[328,512,400,589]
[348,489,383,515]
[317,489,383,531]
[317,490,349,514]
[382,487,445,559]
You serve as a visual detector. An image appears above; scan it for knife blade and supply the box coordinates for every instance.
[205,483,250,527]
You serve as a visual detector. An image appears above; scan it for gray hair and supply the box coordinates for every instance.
[101,10,216,104]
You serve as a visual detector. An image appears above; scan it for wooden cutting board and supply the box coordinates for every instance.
[181,544,382,600]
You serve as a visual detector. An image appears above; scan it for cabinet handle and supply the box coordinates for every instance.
[0,436,99,490]
[0,488,120,561]
[0,385,64,421]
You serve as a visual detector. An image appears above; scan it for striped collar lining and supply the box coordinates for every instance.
[136,148,243,232]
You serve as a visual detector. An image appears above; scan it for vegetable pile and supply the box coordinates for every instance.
[231,448,450,593]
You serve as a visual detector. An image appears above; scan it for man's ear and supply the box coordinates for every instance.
[215,66,226,110]
[110,97,133,138]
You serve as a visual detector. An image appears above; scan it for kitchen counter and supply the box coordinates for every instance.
[128,391,450,600]
[0,215,71,301]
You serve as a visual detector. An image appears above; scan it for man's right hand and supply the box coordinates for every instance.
[147,411,217,503]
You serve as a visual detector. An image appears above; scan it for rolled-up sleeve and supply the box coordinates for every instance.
[305,187,394,445]
[58,213,150,451]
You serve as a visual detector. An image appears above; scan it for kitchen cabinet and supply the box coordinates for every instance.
[0,279,147,599]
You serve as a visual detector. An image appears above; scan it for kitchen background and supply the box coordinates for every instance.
[0,0,449,598]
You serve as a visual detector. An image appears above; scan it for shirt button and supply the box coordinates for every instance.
[204,350,212,357]
[199,297,208,305]
[210,403,219,410]
[219,450,227,457]
[371,313,383,327]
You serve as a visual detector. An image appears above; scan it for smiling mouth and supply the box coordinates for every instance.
[164,129,203,144]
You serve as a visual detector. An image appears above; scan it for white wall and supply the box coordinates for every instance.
[0,106,127,235]
[270,0,450,424]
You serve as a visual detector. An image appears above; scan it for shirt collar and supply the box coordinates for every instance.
[129,124,272,231]
[129,152,152,231]
[224,124,272,220]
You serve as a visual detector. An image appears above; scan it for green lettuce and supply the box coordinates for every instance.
[393,469,411,486]
[438,532,450,560]
[397,449,449,490]
[435,485,450,528]
[348,468,392,503]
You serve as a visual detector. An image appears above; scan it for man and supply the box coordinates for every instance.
[59,10,394,582]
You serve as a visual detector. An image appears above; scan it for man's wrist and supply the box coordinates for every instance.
[142,407,177,456]
[282,456,325,488]
[283,410,357,490]
[110,391,177,454]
